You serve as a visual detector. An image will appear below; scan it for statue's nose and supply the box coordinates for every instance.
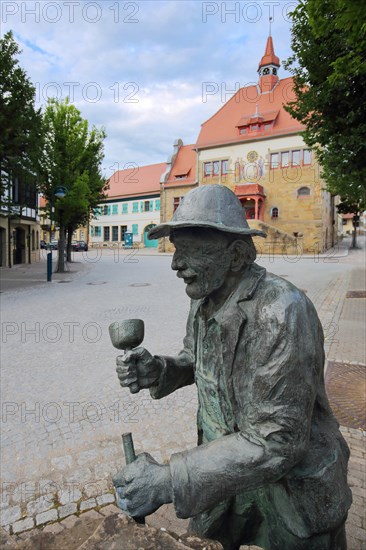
[171,253,186,271]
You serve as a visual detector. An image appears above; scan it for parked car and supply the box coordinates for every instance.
[48,240,58,250]
[72,240,88,252]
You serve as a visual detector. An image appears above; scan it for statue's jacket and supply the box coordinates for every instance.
[150,263,352,539]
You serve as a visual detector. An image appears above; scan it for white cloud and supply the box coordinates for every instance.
[2,0,297,168]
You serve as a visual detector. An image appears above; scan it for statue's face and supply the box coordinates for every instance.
[170,228,232,300]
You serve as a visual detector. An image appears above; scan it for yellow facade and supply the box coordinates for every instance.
[159,140,338,255]
[158,183,197,252]
[0,217,40,267]
[195,136,337,254]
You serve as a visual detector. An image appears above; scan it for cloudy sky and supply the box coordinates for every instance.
[2,0,298,178]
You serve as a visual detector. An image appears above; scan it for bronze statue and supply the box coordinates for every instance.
[112,185,352,550]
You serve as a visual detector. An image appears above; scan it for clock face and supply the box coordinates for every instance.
[263,67,270,75]
[272,68,277,75]
[247,150,258,162]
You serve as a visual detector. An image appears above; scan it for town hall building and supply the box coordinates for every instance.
[159,34,339,255]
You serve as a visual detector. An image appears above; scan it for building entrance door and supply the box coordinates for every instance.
[245,207,256,220]
[13,227,26,264]
[143,224,158,248]
[0,227,6,266]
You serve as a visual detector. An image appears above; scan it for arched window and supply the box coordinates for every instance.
[297,186,310,196]
[271,207,279,219]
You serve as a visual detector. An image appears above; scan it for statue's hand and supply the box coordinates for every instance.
[112,452,172,517]
[116,347,162,393]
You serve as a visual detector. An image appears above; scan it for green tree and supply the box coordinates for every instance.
[284,0,366,247]
[40,98,107,272]
[0,31,42,264]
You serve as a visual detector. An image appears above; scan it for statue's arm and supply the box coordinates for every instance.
[149,302,196,399]
[168,295,323,518]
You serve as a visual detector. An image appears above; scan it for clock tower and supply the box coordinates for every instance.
[258,32,280,93]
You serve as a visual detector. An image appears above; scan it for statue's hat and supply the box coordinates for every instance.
[148,184,267,240]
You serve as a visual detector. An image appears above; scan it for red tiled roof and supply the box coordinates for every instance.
[107,162,166,198]
[166,144,197,185]
[258,36,280,69]
[234,184,265,197]
[196,78,304,149]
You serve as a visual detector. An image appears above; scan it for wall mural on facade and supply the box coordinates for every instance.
[234,152,266,183]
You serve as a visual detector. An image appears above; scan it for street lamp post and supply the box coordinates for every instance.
[47,186,68,282]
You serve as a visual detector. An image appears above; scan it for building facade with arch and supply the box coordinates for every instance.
[89,163,165,249]
[192,34,339,254]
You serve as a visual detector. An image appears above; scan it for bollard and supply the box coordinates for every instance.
[47,251,52,282]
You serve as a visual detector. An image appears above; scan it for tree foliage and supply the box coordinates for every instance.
[0,30,42,211]
[284,0,366,218]
[40,98,107,271]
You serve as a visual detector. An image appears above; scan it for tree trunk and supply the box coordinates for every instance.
[56,221,66,272]
[66,226,73,262]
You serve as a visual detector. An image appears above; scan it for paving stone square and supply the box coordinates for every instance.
[1,238,365,547]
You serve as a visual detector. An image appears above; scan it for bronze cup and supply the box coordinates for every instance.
[109,319,144,394]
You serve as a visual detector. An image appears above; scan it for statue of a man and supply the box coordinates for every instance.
[113,185,351,550]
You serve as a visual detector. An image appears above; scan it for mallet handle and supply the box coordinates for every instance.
[121,432,145,525]
[122,432,136,464]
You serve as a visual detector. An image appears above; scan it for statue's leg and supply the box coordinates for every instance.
[188,493,263,550]
[263,517,348,550]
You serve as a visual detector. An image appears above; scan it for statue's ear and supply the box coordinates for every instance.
[228,240,247,272]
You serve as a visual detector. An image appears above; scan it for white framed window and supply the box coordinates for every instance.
[292,150,301,166]
[303,149,312,165]
[204,162,212,176]
[281,152,289,167]
[270,153,279,169]
[271,207,279,218]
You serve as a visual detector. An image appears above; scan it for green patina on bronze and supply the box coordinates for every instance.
[112,185,352,550]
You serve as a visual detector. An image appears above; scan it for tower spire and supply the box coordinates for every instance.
[258,32,280,93]
[269,16,272,37]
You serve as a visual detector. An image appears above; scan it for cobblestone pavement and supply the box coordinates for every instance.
[326,362,366,430]
[1,237,365,547]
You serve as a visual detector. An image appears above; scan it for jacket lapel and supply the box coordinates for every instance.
[191,263,266,380]
[220,264,266,404]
